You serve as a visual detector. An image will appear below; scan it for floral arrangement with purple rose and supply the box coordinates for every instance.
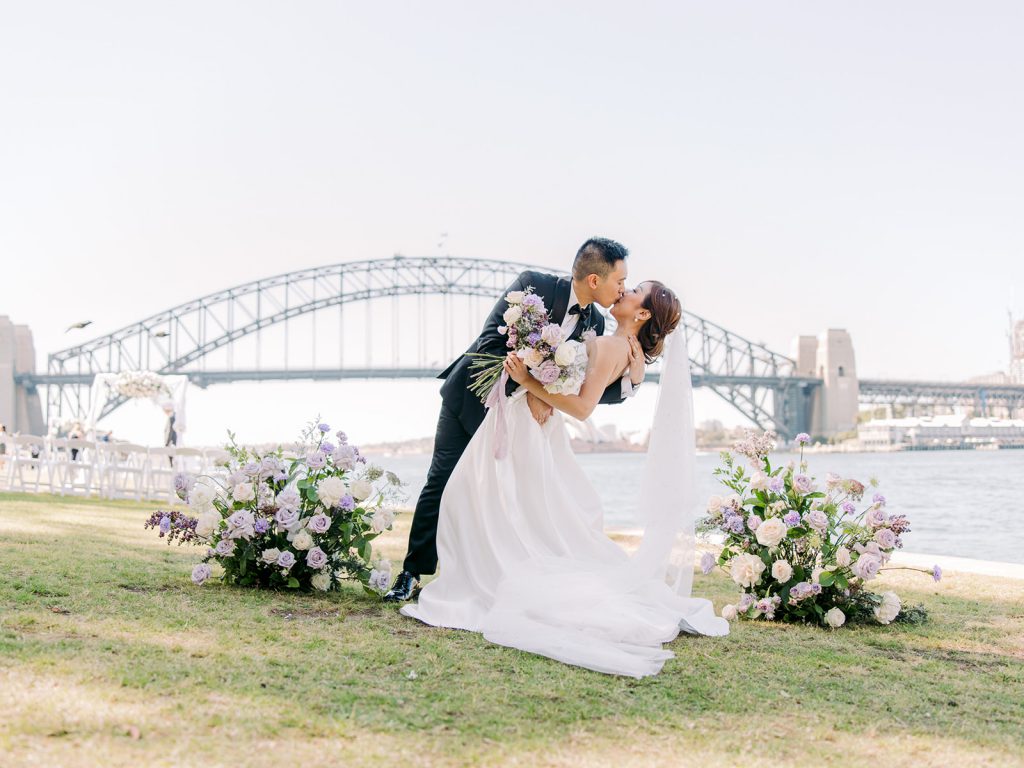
[145,418,405,595]
[466,286,591,403]
[699,430,940,628]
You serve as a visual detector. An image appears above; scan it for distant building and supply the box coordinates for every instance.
[858,414,1024,449]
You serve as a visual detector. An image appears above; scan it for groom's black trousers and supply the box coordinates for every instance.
[403,403,474,577]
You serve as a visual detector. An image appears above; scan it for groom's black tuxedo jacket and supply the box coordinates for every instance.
[437,270,626,435]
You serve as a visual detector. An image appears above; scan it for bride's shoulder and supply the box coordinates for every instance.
[584,335,629,360]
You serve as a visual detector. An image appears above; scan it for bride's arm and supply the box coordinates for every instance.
[503,341,625,422]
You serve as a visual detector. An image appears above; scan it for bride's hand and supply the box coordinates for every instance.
[526,391,553,425]
[503,353,529,384]
[628,335,645,386]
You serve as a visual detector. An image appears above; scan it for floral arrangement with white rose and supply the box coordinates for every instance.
[114,370,170,399]
[699,430,941,628]
[145,419,405,595]
[465,286,591,404]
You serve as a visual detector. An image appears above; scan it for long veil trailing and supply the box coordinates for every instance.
[477,329,727,677]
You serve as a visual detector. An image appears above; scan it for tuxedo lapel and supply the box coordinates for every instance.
[551,277,571,325]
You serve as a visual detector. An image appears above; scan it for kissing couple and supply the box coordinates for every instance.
[386,237,728,678]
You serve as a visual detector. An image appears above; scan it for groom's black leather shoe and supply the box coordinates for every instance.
[383,570,421,602]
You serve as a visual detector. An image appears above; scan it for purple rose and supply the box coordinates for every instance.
[306,546,328,569]
[806,509,828,532]
[307,513,331,534]
[174,472,195,500]
[536,360,561,385]
[339,494,355,512]
[795,433,811,445]
[306,452,327,470]
[932,564,942,582]
[792,474,814,494]
[275,507,300,529]
[874,528,897,549]
[318,423,331,433]
[866,507,888,529]
[851,554,881,581]
[747,514,762,531]
[332,444,357,470]
[769,476,786,494]
[276,550,296,569]
[783,511,801,527]
[226,469,248,486]
[215,539,235,556]
[254,518,270,534]
[700,552,716,575]
[276,487,300,512]
[243,461,261,477]
[191,563,212,585]
[320,441,335,454]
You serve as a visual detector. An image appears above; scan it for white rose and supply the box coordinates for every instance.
[554,342,577,367]
[836,546,852,567]
[503,305,523,324]
[261,547,281,565]
[873,591,901,625]
[749,471,769,491]
[350,479,373,502]
[233,482,255,502]
[505,290,525,305]
[725,493,742,510]
[188,483,216,513]
[292,529,313,551]
[825,607,846,628]
[371,508,396,534]
[316,476,347,508]
[311,571,332,591]
[707,495,724,513]
[771,560,793,582]
[729,553,766,588]
[721,604,738,621]
[195,511,220,539]
[755,517,788,548]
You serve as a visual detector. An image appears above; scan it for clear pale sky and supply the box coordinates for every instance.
[2,2,1022,446]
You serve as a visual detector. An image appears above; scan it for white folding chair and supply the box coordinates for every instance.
[47,437,71,494]
[173,447,204,474]
[98,442,148,500]
[7,435,54,493]
[62,439,97,496]
[145,446,177,501]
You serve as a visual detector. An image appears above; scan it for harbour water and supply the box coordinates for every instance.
[365,448,1024,566]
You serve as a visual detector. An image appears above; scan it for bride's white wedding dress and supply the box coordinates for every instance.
[401,332,728,677]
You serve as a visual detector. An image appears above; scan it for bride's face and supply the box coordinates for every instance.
[611,282,652,324]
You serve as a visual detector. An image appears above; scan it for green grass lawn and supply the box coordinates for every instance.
[1,492,1022,767]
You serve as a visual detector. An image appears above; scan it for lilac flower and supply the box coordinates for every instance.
[872,493,887,506]
[527,331,542,346]
[339,494,356,512]
[320,441,335,454]
[737,593,756,610]
[700,552,716,575]
[318,423,331,433]
[159,515,171,535]
[783,511,801,527]
[522,294,543,308]
[336,430,348,444]
[795,433,811,445]
[932,564,943,582]
[769,476,786,494]
[254,518,270,534]
[841,501,856,515]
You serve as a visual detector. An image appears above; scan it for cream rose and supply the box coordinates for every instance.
[755,517,788,548]
[195,511,220,539]
[188,483,216,514]
[311,571,332,591]
[232,482,255,502]
[825,607,846,628]
[316,476,347,508]
[291,529,313,551]
[261,547,281,564]
[707,495,724,514]
[873,591,901,625]
[721,604,738,621]
[554,342,578,367]
[729,553,766,588]
[836,546,852,567]
[350,479,373,502]
[505,290,525,305]
[503,305,523,325]
[771,560,793,582]
[520,347,544,369]
[749,471,769,491]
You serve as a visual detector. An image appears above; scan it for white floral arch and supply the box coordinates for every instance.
[87,371,189,443]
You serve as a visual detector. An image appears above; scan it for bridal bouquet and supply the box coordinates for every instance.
[145,419,405,595]
[467,287,589,403]
[699,430,940,628]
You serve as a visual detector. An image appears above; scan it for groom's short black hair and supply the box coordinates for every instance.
[572,237,629,280]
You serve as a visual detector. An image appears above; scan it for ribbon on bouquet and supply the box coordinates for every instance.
[484,370,510,460]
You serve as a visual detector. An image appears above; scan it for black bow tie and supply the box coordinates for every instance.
[568,303,590,318]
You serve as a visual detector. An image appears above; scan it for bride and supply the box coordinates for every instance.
[401,281,728,677]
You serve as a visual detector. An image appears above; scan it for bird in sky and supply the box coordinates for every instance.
[65,321,92,332]
[154,331,170,338]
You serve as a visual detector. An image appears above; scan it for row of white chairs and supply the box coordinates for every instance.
[0,435,231,502]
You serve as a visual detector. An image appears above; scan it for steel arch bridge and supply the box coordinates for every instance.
[39,256,816,438]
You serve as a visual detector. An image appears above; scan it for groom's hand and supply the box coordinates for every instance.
[526,391,553,425]
[628,335,646,386]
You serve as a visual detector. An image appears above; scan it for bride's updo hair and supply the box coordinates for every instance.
[637,281,682,362]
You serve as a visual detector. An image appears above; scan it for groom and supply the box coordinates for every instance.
[385,237,646,601]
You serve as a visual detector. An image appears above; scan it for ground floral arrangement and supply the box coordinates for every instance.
[146,420,405,595]
[700,431,941,628]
